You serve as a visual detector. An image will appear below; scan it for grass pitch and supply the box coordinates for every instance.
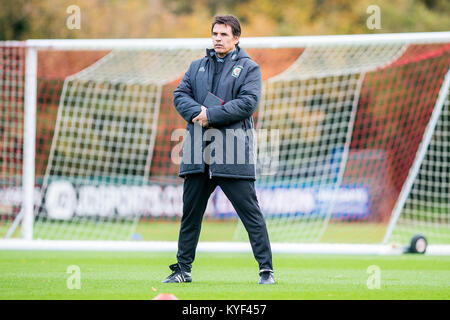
[0,250,449,300]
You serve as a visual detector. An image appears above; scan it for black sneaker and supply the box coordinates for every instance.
[258,270,275,285]
[162,263,192,283]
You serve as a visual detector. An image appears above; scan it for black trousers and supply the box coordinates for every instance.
[176,169,273,273]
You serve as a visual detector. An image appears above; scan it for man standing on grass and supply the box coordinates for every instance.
[162,15,274,285]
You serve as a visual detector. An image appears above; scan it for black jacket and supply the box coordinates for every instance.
[174,46,262,180]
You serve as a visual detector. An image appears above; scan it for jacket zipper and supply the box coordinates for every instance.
[209,167,212,179]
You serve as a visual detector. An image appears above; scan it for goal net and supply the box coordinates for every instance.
[1,33,449,253]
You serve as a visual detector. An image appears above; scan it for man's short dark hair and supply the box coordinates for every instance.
[211,15,241,38]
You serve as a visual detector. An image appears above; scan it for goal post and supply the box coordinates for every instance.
[382,68,450,245]
[1,32,449,254]
[22,46,38,241]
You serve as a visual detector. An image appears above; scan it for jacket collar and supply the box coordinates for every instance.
[206,45,249,62]
[211,48,236,62]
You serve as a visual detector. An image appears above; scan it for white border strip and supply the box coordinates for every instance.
[20,32,450,50]
[1,240,449,255]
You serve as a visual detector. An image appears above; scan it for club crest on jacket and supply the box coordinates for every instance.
[232,66,243,78]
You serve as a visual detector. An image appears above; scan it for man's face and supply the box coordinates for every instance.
[212,23,239,58]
